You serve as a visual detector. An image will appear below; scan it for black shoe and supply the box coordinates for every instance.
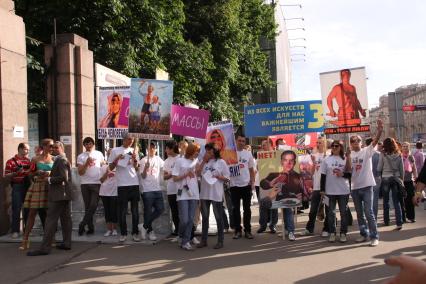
[56,244,71,250]
[244,232,254,239]
[27,250,49,256]
[233,231,242,239]
[269,226,277,234]
[78,223,85,236]
[213,242,223,249]
[87,229,94,235]
[257,227,266,234]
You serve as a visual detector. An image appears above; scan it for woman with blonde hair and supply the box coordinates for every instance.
[206,129,238,165]
[172,143,201,250]
[20,138,55,250]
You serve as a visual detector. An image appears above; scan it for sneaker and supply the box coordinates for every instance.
[288,232,296,241]
[395,225,402,231]
[321,231,329,238]
[171,236,179,243]
[112,230,118,236]
[191,237,200,245]
[244,232,254,239]
[148,231,157,241]
[132,234,141,242]
[119,235,127,243]
[196,240,207,248]
[138,224,147,240]
[339,233,347,243]
[233,231,242,239]
[328,234,336,243]
[356,236,368,243]
[370,239,379,247]
[104,230,112,237]
[299,229,313,236]
[269,226,277,234]
[11,232,19,239]
[181,242,194,251]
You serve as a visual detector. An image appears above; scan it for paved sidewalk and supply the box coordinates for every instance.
[1,204,425,284]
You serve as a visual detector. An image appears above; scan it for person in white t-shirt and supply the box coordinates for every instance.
[320,140,351,243]
[138,142,165,241]
[108,134,140,243]
[300,137,329,237]
[76,137,105,236]
[230,135,255,240]
[196,143,230,249]
[164,140,180,236]
[99,162,118,237]
[349,119,383,247]
[172,143,201,251]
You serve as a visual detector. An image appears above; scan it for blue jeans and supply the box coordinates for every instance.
[351,186,379,240]
[382,177,403,226]
[11,183,28,233]
[283,208,295,233]
[373,177,381,220]
[327,195,349,234]
[178,200,198,245]
[142,191,165,232]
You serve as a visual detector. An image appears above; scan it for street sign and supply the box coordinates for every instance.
[402,105,426,112]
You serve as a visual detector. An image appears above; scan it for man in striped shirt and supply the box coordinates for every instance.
[4,143,31,238]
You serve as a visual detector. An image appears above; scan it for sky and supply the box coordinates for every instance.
[280,0,426,108]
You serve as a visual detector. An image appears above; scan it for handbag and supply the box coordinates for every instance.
[384,155,407,198]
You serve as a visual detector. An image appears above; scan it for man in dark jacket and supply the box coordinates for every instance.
[27,141,72,256]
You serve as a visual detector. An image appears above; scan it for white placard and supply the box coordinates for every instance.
[60,135,72,145]
[13,126,24,138]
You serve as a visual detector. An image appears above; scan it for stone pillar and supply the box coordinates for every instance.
[45,34,95,166]
[0,0,27,235]
[0,0,28,175]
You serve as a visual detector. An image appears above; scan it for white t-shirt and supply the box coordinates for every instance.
[351,144,376,190]
[164,156,179,195]
[139,155,164,193]
[77,150,105,184]
[312,152,326,191]
[107,146,139,187]
[320,155,350,195]
[99,165,117,196]
[230,150,254,187]
[172,157,200,201]
[200,159,230,202]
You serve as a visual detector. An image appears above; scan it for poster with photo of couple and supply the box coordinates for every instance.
[258,148,312,209]
[128,78,173,139]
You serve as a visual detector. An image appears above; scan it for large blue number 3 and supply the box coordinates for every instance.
[308,103,324,129]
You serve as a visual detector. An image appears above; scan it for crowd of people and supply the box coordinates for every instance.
[3,119,426,255]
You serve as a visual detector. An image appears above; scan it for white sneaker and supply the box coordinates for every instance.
[339,233,347,243]
[191,237,200,245]
[356,236,368,243]
[299,229,313,236]
[112,230,118,236]
[321,231,329,238]
[104,230,112,237]
[170,236,179,243]
[288,232,296,241]
[119,235,127,243]
[11,232,19,239]
[132,234,141,242]
[329,234,336,243]
[138,224,147,240]
[148,231,157,241]
[181,242,194,251]
[370,239,379,247]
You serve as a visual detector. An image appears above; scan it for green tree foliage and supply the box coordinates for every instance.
[15,0,275,124]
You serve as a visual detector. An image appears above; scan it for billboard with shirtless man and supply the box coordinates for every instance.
[320,67,370,134]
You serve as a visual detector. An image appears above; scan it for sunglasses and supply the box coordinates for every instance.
[331,144,340,148]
